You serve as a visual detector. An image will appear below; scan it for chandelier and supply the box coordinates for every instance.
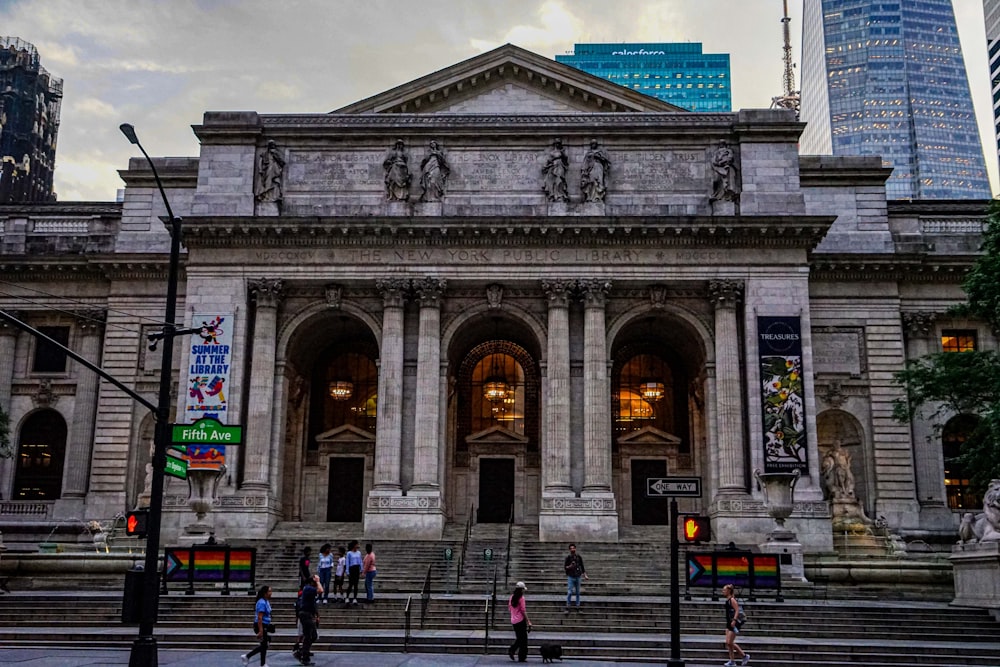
[639,380,665,402]
[328,380,354,401]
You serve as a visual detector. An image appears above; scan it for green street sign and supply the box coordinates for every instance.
[483,548,493,561]
[165,452,188,480]
[171,418,243,445]
[444,548,454,561]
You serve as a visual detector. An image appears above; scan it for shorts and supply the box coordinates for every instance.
[334,575,344,586]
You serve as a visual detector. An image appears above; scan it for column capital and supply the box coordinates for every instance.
[414,277,446,308]
[74,309,107,334]
[248,278,284,308]
[578,279,612,308]
[541,279,574,308]
[708,279,744,310]
[376,278,410,308]
[901,311,937,338]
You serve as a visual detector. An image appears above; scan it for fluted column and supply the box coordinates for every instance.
[243,278,283,491]
[581,279,613,493]
[373,278,407,492]
[710,280,745,494]
[0,317,19,495]
[542,280,573,494]
[61,310,105,499]
[412,278,445,490]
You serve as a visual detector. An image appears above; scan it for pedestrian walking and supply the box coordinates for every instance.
[363,542,377,603]
[317,543,333,604]
[333,545,347,602]
[297,574,322,665]
[241,585,273,667]
[563,543,588,613]
[298,546,312,587]
[722,583,750,666]
[507,581,532,662]
[345,540,363,605]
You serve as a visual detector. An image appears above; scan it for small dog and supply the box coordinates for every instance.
[540,643,563,663]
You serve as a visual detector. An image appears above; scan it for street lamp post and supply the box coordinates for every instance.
[121,123,181,667]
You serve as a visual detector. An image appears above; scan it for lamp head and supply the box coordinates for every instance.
[119,123,139,145]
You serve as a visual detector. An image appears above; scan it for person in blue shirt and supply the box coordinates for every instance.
[345,540,363,605]
[241,585,273,667]
[317,543,334,604]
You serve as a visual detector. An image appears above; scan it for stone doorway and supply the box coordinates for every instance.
[478,458,515,523]
[631,459,669,525]
[327,456,365,522]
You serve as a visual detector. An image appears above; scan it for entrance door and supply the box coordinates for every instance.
[327,457,365,522]
[478,458,515,523]
[631,459,669,525]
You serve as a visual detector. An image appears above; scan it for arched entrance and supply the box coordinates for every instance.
[13,408,67,500]
[610,313,707,528]
[816,409,869,514]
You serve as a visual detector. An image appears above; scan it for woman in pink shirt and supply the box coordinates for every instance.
[363,542,377,603]
[507,581,532,662]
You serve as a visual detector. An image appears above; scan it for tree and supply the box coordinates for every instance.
[893,199,1000,492]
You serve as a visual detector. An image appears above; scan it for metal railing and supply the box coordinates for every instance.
[490,563,499,631]
[419,563,432,629]
[403,594,412,653]
[457,504,474,592]
[504,503,514,587]
[483,596,491,654]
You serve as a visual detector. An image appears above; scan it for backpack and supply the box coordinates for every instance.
[736,599,748,625]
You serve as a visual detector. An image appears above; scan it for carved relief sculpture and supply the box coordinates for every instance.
[961,479,1000,542]
[709,140,740,202]
[255,140,285,204]
[383,139,411,201]
[820,439,855,501]
[541,138,569,202]
[580,139,611,202]
[486,284,504,309]
[419,140,450,202]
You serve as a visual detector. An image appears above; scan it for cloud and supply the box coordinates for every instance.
[71,97,117,118]
[471,1,585,54]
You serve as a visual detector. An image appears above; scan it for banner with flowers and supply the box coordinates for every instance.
[758,316,808,472]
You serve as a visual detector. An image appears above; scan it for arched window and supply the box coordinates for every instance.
[470,349,526,435]
[612,347,688,448]
[309,340,379,449]
[942,414,980,510]
[13,409,67,500]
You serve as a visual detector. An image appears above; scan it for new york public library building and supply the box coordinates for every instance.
[0,45,992,556]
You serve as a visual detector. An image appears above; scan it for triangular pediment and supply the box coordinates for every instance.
[465,425,530,445]
[617,426,682,447]
[335,44,684,115]
[315,424,376,444]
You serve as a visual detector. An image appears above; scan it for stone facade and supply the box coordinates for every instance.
[0,46,993,550]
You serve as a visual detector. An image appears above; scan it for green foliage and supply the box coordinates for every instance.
[0,403,10,459]
[892,201,1000,491]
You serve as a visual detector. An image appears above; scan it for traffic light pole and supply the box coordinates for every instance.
[668,495,684,667]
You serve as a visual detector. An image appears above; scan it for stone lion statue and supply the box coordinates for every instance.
[960,479,1000,543]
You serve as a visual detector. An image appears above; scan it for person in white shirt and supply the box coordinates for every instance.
[333,546,347,602]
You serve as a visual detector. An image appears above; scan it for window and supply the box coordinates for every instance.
[942,415,980,510]
[13,409,67,500]
[32,326,69,373]
[941,330,976,352]
[470,350,526,435]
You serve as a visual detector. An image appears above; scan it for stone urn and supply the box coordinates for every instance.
[754,468,801,540]
[185,465,226,535]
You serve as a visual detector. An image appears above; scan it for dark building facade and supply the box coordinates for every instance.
[0,37,61,203]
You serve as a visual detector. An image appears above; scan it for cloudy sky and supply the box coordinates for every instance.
[2,0,996,201]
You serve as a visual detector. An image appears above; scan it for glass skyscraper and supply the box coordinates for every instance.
[985,0,1000,168]
[556,43,731,112]
[800,0,990,199]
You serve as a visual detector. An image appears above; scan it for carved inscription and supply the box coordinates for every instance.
[448,151,539,191]
[250,248,643,265]
[289,151,382,189]
[813,331,862,376]
[618,151,703,191]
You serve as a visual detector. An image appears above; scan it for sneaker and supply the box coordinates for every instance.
[724,662,736,667]
[742,654,751,665]
[562,607,570,615]
[240,655,249,666]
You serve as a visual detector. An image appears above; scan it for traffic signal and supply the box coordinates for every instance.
[682,515,711,543]
[125,509,149,538]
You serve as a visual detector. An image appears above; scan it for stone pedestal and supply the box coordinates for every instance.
[539,494,618,542]
[255,200,280,216]
[951,541,1000,609]
[363,490,444,540]
[759,536,806,582]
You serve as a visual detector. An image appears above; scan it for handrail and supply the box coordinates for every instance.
[504,503,514,586]
[490,562,499,630]
[457,504,474,592]
[419,563,432,629]
[483,595,491,654]
[403,595,412,653]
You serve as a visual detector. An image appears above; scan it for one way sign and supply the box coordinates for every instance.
[646,477,702,498]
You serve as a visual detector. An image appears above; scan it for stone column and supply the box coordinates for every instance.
[580,279,613,494]
[372,278,407,492]
[541,280,573,495]
[62,311,105,502]
[710,280,746,495]
[243,278,283,492]
[412,278,445,490]
[902,311,953,530]
[0,317,19,496]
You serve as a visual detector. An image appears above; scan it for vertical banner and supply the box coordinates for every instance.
[184,314,233,425]
[758,316,807,472]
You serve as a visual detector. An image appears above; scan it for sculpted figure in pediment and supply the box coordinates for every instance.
[541,138,569,202]
[255,140,285,204]
[383,139,412,201]
[710,140,740,202]
[580,139,611,202]
[420,140,450,202]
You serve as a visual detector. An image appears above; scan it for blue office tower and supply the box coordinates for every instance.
[556,43,731,112]
[800,0,990,199]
